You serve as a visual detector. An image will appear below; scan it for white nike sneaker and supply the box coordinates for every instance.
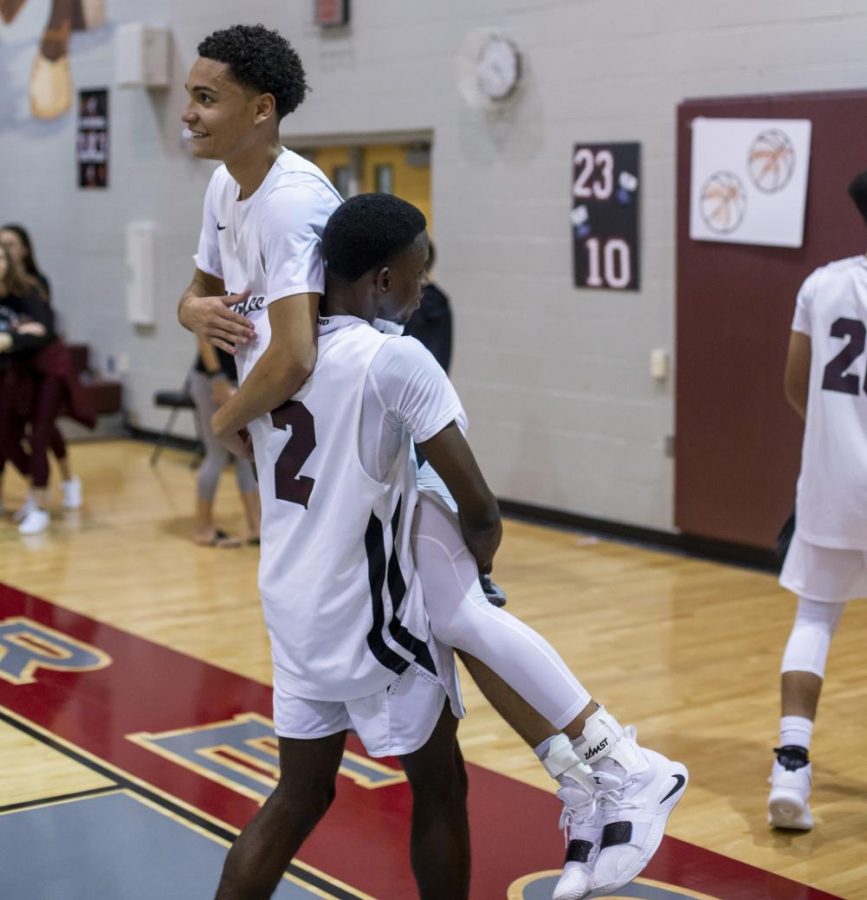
[768,754,813,831]
[62,477,82,510]
[542,734,601,900]
[591,727,688,893]
[552,784,599,900]
[18,507,50,535]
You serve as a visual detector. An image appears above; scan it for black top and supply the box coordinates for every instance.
[0,290,56,353]
[403,283,452,374]
[34,271,51,299]
[194,347,238,383]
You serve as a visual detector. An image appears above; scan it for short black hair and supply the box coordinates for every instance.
[322,194,427,282]
[197,24,308,120]
[849,170,867,226]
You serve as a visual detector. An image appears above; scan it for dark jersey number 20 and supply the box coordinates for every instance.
[271,400,316,508]
[822,317,867,396]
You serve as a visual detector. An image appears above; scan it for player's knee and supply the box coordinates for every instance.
[407,755,466,806]
[273,776,336,823]
[780,596,845,677]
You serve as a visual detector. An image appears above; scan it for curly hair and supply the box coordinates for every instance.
[198,24,308,120]
[849,170,867,226]
[322,194,427,283]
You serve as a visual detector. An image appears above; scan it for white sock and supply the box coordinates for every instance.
[780,715,813,751]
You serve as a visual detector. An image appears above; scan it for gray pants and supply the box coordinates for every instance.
[188,370,257,503]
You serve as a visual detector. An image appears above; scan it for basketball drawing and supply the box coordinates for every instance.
[699,171,747,234]
[748,128,796,193]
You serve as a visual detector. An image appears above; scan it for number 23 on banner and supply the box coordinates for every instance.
[571,142,641,292]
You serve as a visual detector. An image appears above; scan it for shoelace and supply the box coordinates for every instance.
[558,792,598,846]
[595,779,642,813]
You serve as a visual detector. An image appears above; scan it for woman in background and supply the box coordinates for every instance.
[0,223,82,514]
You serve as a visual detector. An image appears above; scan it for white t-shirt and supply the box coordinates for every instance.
[253,315,465,700]
[793,254,867,549]
[194,148,342,386]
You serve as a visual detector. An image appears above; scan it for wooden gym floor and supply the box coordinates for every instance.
[0,440,865,898]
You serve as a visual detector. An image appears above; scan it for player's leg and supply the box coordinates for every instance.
[400,704,470,900]
[412,485,687,897]
[772,534,851,830]
[344,639,469,899]
[215,696,349,899]
[770,599,842,830]
[413,484,590,732]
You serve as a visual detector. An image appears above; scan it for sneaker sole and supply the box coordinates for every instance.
[591,761,689,894]
[768,791,812,830]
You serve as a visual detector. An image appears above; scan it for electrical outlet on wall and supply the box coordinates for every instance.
[117,354,130,373]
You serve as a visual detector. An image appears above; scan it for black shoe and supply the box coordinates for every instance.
[479,573,507,607]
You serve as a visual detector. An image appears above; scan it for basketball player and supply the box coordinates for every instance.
[178,27,686,897]
[769,170,867,831]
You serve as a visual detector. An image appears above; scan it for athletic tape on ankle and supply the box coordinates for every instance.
[573,707,624,765]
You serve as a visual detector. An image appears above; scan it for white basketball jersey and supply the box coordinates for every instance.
[194,148,342,389]
[794,255,867,549]
[250,316,434,701]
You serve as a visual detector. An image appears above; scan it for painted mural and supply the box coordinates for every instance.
[0,0,105,120]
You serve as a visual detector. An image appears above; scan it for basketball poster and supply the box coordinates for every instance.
[689,117,811,247]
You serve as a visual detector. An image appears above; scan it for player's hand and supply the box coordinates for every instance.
[180,291,255,354]
[459,518,502,575]
[211,407,252,460]
[0,332,11,353]
[215,428,253,460]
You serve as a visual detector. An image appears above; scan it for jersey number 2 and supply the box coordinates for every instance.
[822,317,867,395]
[271,400,316,508]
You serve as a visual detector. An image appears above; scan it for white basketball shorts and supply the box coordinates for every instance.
[780,531,867,603]
[273,638,464,757]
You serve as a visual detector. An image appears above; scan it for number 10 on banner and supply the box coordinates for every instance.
[571,142,640,291]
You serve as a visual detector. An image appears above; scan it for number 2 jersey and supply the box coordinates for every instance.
[793,255,867,549]
[249,315,465,702]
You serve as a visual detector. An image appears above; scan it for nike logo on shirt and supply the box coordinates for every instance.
[217,223,227,231]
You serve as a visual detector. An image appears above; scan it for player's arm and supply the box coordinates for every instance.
[783,330,811,420]
[178,268,255,354]
[418,423,502,573]
[211,292,319,440]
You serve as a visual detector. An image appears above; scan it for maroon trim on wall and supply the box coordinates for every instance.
[675,90,867,549]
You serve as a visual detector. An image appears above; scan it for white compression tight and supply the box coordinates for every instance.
[412,482,591,731]
[780,596,845,678]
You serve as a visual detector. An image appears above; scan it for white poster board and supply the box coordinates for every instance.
[689,117,812,248]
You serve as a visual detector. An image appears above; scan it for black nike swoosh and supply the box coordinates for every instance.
[661,773,686,804]
[217,224,227,231]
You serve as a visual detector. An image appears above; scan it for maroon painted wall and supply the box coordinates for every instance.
[675,90,867,549]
